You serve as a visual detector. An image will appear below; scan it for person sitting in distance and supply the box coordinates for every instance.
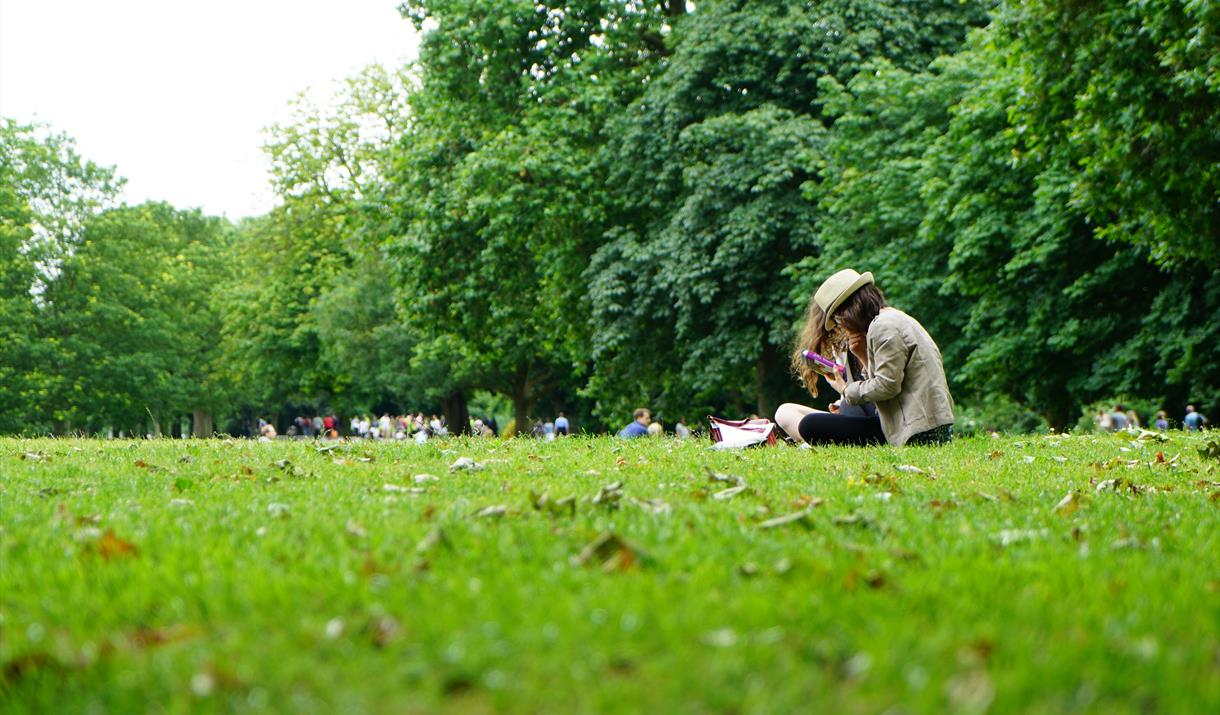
[618,408,651,438]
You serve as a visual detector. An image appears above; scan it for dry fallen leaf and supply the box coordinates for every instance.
[758,507,815,530]
[98,530,139,560]
[416,526,449,554]
[531,490,577,517]
[706,468,745,487]
[474,504,508,519]
[627,497,671,515]
[1054,490,1083,515]
[364,615,401,648]
[593,481,624,508]
[126,624,201,649]
[572,531,644,571]
[712,485,749,501]
[1096,478,1143,496]
[833,512,875,529]
[992,528,1048,547]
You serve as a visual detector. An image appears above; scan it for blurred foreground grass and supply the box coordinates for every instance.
[1,433,1219,713]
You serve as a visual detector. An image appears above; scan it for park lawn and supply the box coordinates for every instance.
[1,433,1218,714]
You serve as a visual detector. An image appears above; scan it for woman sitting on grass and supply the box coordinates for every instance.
[775,269,954,446]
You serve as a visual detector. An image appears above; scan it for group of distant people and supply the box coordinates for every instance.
[1095,404,1209,433]
[349,413,453,442]
[255,411,588,441]
[255,413,455,442]
[617,408,693,439]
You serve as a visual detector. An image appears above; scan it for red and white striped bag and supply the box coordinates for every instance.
[707,416,777,449]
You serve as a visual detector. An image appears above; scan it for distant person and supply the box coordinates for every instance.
[258,419,277,440]
[554,412,570,436]
[544,421,556,441]
[618,408,651,438]
[1095,410,1113,433]
[379,413,393,440]
[674,419,691,439]
[647,421,663,437]
[312,416,324,436]
[1154,411,1169,431]
[1184,404,1207,432]
[1109,405,1129,431]
[1125,409,1141,430]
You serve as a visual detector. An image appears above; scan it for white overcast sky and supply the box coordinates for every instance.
[0,0,419,219]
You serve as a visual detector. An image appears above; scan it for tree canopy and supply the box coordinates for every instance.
[3,0,1217,435]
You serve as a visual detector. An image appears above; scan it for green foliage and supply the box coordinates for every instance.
[41,203,236,432]
[389,0,678,430]
[5,0,1218,435]
[585,0,988,421]
[809,22,1220,429]
[221,208,349,412]
[1003,0,1220,266]
[0,119,122,433]
[222,65,415,420]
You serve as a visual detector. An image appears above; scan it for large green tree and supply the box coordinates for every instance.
[0,119,121,433]
[224,66,414,426]
[42,203,236,435]
[1003,0,1220,266]
[587,0,988,421]
[390,0,678,431]
[809,19,1220,429]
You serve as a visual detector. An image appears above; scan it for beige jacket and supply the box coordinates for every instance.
[842,308,954,445]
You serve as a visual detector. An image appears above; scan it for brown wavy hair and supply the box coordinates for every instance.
[790,298,847,398]
[833,284,888,335]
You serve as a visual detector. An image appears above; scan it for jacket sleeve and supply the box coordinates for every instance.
[843,322,908,405]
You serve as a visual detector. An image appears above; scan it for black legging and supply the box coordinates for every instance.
[798,411,884,446]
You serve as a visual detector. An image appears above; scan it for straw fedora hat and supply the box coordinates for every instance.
[814,269,874,330]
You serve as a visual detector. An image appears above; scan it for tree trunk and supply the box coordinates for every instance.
[192,410,214,438]
[441,389,471,436]
[511,364,532,436]
[756,352,771,419]
[756,341,799,420]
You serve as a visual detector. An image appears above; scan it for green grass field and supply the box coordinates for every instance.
[2,433,1219,714]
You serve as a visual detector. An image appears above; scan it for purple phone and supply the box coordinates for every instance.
[802,350,846,376]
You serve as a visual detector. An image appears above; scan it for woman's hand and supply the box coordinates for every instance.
[824,369,847,395]
[849,332,868,367]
